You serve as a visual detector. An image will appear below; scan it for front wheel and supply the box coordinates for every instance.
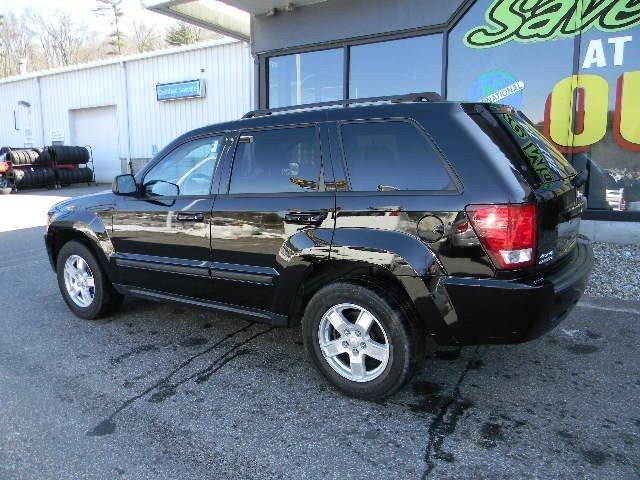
[56,241,123,320]
[302,282,418,400]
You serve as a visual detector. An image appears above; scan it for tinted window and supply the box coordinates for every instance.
[268,49,343,108]
[229,127,321,194]
[340,121,454,192]
[349,34,443,99]
[144,137,223,196]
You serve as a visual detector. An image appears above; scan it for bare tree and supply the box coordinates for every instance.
[132,21,159,53]
[0,13,35,77]
[94,0,126,55]
[30,11,88,68]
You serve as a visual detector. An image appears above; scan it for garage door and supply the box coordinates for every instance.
[70,106,120,183]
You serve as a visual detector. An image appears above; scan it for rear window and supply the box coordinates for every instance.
[339,120,456,192]
[467,105,577,186]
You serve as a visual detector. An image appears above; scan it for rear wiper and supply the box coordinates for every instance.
[378,184,400,191]
[571,169,588,188]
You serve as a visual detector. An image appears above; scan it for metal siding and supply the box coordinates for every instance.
[0,41,251,170]
[0,79,41,147]
[38,64,121,146]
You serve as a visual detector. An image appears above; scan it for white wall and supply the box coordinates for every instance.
[0,78,40,147]
[125,41,253,160]
[0,39,253,174]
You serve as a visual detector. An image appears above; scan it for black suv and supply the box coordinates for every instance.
[46,95,593,399]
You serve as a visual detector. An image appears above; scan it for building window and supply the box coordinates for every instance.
[349,34,443,99]
[448,0,640,213]
[268,48,343,108]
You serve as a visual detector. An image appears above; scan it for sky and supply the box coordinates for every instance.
[0,0,176,34]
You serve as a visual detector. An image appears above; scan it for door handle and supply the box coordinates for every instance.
[284,212,326,226]
[176,212,205,222]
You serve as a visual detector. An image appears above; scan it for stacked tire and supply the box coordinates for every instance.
[1,145,93,190]
[55,167,94,186]
[5,148,53,166]
[50,146,93,186]
[7,167,56,188]
[49,146,90,165]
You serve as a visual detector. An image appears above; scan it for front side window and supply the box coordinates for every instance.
[340,121,454,192]
[268,49,344,108]
[229,127,321,194]
[144,136,223,196]
[349,34,443,99]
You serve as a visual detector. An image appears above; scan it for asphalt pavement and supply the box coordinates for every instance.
[0,186,638,479]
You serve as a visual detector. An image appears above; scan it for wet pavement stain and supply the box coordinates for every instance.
[195,348,252,384]
[563,343,599,355]
[433,349,462,361]
[87,322,257,436]
[581,448,610,466]
[111,344,159,365]
[468,359,484,370]
[478,422,505,449]
[421,347,480,479]
[87,419,116,437]
[149,384,177,403]
[410,382,445,415]
[585,329,603,340]
[180,336,208,347]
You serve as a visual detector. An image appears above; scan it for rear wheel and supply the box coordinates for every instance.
[302,282,418,399]
[56,241,123,319]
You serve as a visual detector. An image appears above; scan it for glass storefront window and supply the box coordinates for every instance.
[448,0,640,214]
[578,27,640,211]
[268,48,343,108]
[349,34,443,98]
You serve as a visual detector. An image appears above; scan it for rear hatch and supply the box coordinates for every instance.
[465,104,584,269]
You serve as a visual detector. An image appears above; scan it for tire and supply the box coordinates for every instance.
[302,282,419,400]
[56,241,123,320]
[50,146,89,165]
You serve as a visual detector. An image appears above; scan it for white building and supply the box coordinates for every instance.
[0,38,253,183]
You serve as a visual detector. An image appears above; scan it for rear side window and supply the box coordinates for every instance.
[495,109,576,183]
[468,105,577,186]
[229,126,321,194]
[339,121,455,192]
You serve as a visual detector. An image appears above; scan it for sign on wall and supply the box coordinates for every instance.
[156,79,206,101]
[449,0,640,211]
[50,129,65,143]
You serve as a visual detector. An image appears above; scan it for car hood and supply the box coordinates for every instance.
[50,190,115,213]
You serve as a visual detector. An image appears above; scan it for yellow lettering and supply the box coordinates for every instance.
[614,71,640,150]
[546,74,608,149]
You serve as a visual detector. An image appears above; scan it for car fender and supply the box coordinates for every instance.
[329,227,440,276]
[46,210,116,281]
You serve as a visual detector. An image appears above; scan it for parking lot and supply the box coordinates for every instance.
[1,186,639,479]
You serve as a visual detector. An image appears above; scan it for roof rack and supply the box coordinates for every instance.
[242,91,442,119]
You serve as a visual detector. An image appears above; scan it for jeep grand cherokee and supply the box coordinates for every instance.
[46,95,593,399]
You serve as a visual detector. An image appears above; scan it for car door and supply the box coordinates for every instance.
[208,124,335,315]
[111,135,227,299]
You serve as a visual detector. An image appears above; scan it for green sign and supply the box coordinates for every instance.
[465,0,640,49]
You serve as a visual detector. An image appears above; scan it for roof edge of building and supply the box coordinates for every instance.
[0,37,243,85]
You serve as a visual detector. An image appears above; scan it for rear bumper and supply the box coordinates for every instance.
[438,236,593,345]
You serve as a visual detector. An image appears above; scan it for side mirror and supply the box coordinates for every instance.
[143,180,180,197]
[113,174,137,196]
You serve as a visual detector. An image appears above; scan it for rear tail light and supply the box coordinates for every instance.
[465,203,537,270]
